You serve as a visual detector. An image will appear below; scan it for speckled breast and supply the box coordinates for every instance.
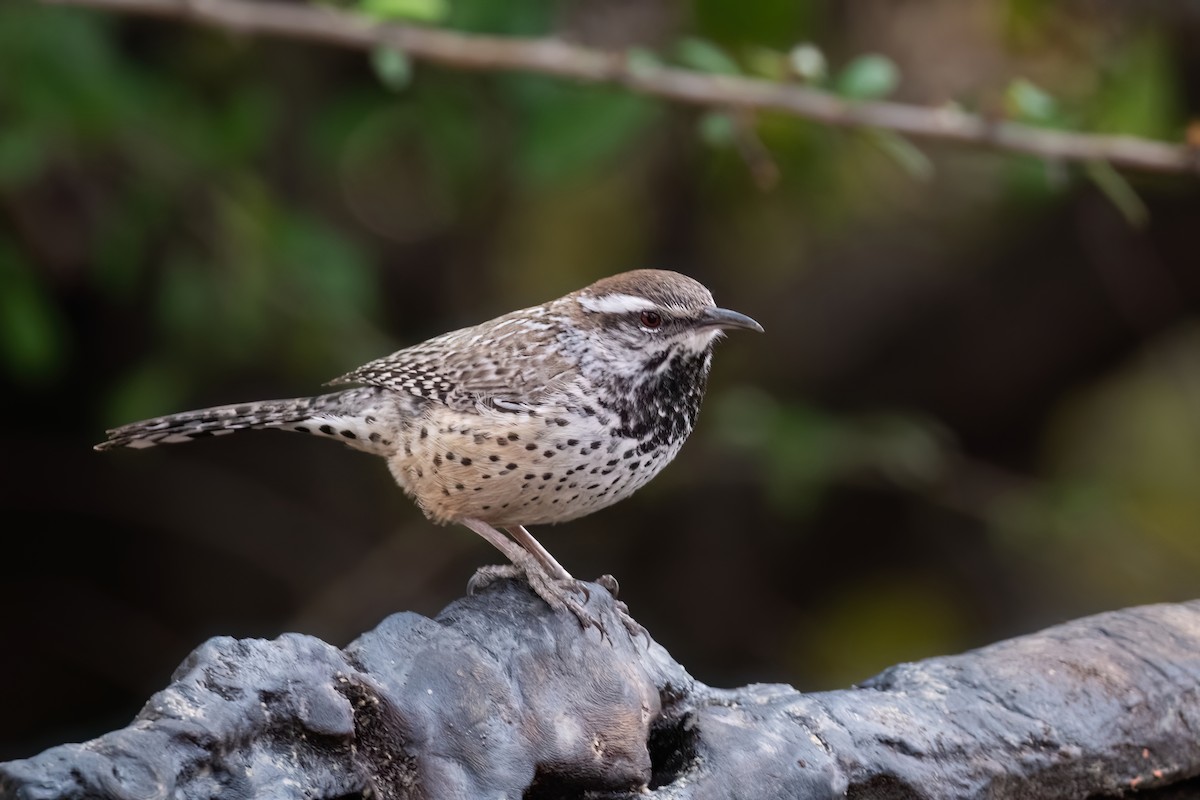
[387,401,683,527]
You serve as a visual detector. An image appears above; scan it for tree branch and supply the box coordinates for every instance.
[41,0,1200,176]
[4,581,1200,799]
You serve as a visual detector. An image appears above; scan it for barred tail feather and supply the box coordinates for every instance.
[95,387,393,452]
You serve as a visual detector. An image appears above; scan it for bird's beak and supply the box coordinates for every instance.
[697,307,764,333]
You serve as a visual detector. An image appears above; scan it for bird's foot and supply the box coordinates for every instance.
[467,558,608,637]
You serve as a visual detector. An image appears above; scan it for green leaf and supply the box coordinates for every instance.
[674,37,741,76]
[1085,160,1149,229]
[371,47,412,92]
[744,46,788,81]
[1091,31,1178,139]
[864,128,933,181]
[698,111,736,148]
[0,243,68,384]
[836,54,899,101]
[625,47,664,79]
[788,43,827,84]
[0,125,47,189]
[1005,78,1058,124]
[358,0,447,23]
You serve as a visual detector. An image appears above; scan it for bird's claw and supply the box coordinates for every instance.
[467,563,523,595]
[468,564,651,644]
[596,573,620,597]
[593,573,651,645]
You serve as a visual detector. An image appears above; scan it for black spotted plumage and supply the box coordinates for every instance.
[96,386,398,453]
[600,350,713,455]
[329,306,573,412]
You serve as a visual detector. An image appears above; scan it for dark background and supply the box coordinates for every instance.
[4,0,1200,761]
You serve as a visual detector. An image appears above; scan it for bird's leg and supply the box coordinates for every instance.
[504,525,599,607]
[499,526,645,642]
[460,518,601,634]
[505,525,573,581]
[461,518,540,596]
[458,517,528,565]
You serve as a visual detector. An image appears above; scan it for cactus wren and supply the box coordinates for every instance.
[97,269,762,627]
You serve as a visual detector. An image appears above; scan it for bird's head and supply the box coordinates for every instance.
[565,269,763,382]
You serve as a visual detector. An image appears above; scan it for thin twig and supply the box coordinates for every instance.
[43,0,1200,176]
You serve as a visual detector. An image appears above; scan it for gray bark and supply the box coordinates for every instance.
[3,582,1199,799]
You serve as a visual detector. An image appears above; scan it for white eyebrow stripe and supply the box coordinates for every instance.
[577,293,657,314]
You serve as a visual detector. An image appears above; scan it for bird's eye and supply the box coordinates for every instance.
[639,310,663,329]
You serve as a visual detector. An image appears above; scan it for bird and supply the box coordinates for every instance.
[97,269,763,628]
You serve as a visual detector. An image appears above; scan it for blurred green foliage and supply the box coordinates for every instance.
[371,48,414,92]
[358,0,447,24]
[1032,325,1200,600]
[713,387,952,517]
[1005,78,1059,125]
[0,1,388,420]
[693,0,820,48]
[0,240,68,384]
[509,80,659,185]
[835,54,900,101]
[1090,30,1178,139]
[674,37,742,76]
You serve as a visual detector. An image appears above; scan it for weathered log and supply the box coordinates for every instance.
[3,582,1199,799]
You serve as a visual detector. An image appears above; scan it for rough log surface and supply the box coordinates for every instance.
[3,583,1200,799]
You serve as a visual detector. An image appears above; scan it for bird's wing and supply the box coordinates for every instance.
[329,312,573,411]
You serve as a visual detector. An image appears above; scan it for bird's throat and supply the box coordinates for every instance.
[599,349,713,453]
